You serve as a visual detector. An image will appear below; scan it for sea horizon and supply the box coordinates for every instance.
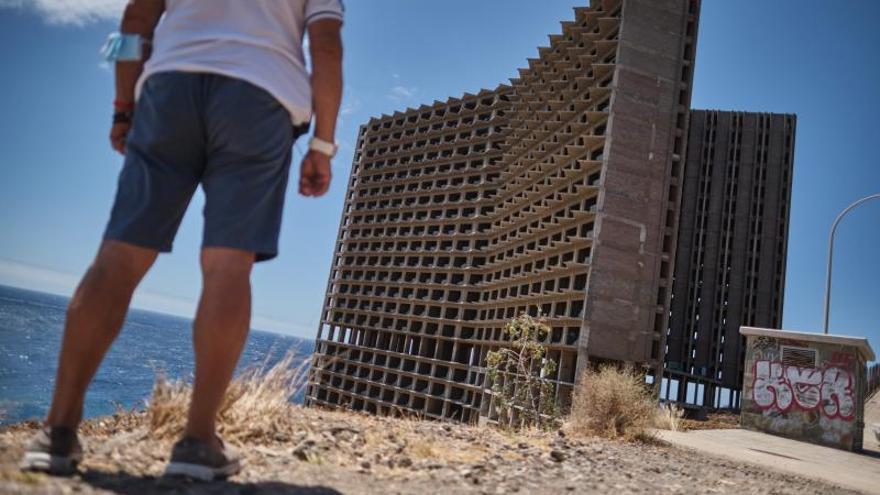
[0,284,313,425]
[0,282,308,340]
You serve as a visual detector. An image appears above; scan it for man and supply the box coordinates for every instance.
[20,0,344,481]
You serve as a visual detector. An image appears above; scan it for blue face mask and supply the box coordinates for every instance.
[100,33,145,62]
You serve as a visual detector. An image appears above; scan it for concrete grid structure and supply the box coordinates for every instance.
[664,110,796,409]
[306,0,701,422]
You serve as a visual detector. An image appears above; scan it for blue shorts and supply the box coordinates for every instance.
[103,72,307,262]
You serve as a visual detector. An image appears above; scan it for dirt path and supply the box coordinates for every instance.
[0,409,863,494]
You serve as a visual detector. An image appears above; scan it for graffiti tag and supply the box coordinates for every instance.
[752,360,855,420]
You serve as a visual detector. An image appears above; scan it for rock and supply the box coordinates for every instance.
[550,450,567,462]
[291,438,321,462]
[254,446,283,458]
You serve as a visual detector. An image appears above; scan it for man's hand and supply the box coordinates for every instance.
[110,122,131,155]
[111,0,164,156]
[299,150,332,197]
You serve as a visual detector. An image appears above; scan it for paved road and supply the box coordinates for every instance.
[659,395,880,495]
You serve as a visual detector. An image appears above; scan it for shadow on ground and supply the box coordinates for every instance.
[80,469,342,495]
[857,447,880,460]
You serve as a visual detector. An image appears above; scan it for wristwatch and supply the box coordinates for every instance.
[309,137,338,158]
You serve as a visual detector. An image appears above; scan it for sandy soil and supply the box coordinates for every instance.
[0,408,862,495]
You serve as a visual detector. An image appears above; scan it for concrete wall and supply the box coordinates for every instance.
[665,111,796,408]
[579,0,699,368]
[741,332,867,451]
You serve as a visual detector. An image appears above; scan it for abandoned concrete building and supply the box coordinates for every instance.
[305,0,794,421]
[663,110,796,409]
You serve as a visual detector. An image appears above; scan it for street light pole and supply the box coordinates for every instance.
[823,193,880,334]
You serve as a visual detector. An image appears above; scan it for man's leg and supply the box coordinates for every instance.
[46,240,158,428]
[184,247,255,448]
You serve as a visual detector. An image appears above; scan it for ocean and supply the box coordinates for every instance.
[0,284,313,426]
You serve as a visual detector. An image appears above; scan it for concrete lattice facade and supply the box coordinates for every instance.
[664,110,796,409]
[306,0,701,422]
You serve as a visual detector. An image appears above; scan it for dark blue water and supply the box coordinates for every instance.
[0,284,313,425]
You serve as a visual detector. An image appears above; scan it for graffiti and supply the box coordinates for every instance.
[752,360,855,421]
[754,361,792,410]
[821,367,855,419]
[785,366,822,409]
[752,336,777,352]
[831,351,856,367]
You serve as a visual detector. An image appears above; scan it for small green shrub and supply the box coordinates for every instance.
[486,314,558,430]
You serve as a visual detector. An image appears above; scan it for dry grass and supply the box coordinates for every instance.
[680,411,740,431]
[141,350,520,470]
[137,347,596,475]
[654,403,685,432]
[146,350,310,443]
[567,364,657,441]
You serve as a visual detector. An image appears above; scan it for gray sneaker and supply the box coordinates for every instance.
[20,426,83,475]
[163,436,241,481]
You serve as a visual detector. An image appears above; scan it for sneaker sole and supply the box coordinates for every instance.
[163,460,241,482]
[20,452,80,476]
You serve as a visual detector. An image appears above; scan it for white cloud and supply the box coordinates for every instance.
[387,85,418,104]
[390,85,415,99]
[340,101,358,116]
[0,0,125,26]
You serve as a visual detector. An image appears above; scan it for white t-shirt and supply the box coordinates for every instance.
[136,0,344,125]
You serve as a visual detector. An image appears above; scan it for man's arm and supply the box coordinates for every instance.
[299,18,343,197]
[110,0,165,154]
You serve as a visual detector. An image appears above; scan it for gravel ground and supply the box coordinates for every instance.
[0,408,861,495]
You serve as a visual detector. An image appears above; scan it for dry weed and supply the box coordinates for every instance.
[145,350,310,442]
[654,403,685,432]
[567,364,656,441]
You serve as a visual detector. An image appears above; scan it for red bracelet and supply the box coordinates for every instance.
[113,99,135,111]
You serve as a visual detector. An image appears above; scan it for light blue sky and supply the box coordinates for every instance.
[0,1,878,351]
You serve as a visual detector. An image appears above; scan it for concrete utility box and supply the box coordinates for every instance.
[740,327,875,451]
